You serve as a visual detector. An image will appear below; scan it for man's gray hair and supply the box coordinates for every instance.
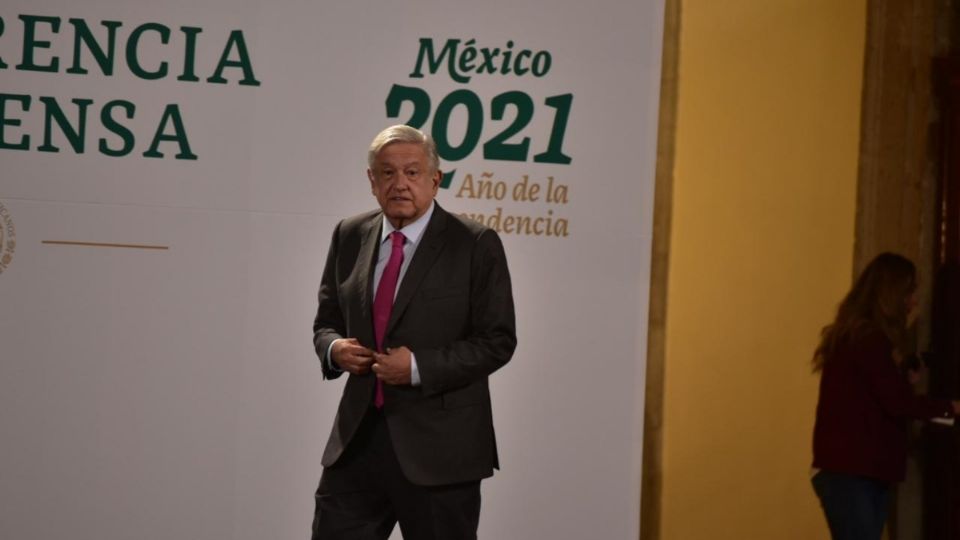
[367,125,441,173]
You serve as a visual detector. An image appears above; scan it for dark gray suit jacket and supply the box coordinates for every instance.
[313,203,517,486]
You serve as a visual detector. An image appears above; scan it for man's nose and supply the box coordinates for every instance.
[394,174,411,189]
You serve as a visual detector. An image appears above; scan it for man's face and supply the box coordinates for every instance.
[368,142,440,229]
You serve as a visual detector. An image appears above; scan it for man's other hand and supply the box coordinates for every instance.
[372,346,412,385]
[331,338,375,375]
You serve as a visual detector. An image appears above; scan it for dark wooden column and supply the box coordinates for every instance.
[640,0,679,538]
[924,63,960,540]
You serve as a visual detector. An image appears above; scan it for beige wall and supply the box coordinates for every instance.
[659,1,867,538]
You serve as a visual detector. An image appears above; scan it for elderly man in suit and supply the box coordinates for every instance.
[311,125,517,540]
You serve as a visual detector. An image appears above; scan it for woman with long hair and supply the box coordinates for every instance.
[811,252,960,539]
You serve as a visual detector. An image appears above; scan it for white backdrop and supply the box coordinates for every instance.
[0,2,664,539]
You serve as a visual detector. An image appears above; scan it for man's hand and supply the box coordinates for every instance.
[372,346,412,385]
[331,338,375,375]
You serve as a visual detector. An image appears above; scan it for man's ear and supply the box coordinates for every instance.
[368,169,376,194]
[431,169,442,192]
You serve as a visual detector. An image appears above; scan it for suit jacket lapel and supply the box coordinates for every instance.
[355,214,382,347]
[386,205,448,336]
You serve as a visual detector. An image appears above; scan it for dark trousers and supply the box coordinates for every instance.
[312,408,481,540]
[812,470,891,540]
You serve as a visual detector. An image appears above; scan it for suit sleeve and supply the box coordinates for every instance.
[855,333,953,420]
[313,221,346,380]
[414,229,517,396]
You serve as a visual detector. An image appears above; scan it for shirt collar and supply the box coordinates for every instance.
[381,200,435,246]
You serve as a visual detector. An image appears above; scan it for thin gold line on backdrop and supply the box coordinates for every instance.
[41,241,170,250]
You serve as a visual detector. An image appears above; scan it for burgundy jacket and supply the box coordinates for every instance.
[812,328,953,483]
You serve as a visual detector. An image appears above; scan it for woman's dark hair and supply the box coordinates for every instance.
[813,252,917,371]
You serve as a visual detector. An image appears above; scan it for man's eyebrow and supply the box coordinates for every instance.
[377,160,422,170]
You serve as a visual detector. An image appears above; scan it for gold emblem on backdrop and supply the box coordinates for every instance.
[0,201,16,275]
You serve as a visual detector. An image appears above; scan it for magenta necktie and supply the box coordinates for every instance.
[372,231,405,408]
